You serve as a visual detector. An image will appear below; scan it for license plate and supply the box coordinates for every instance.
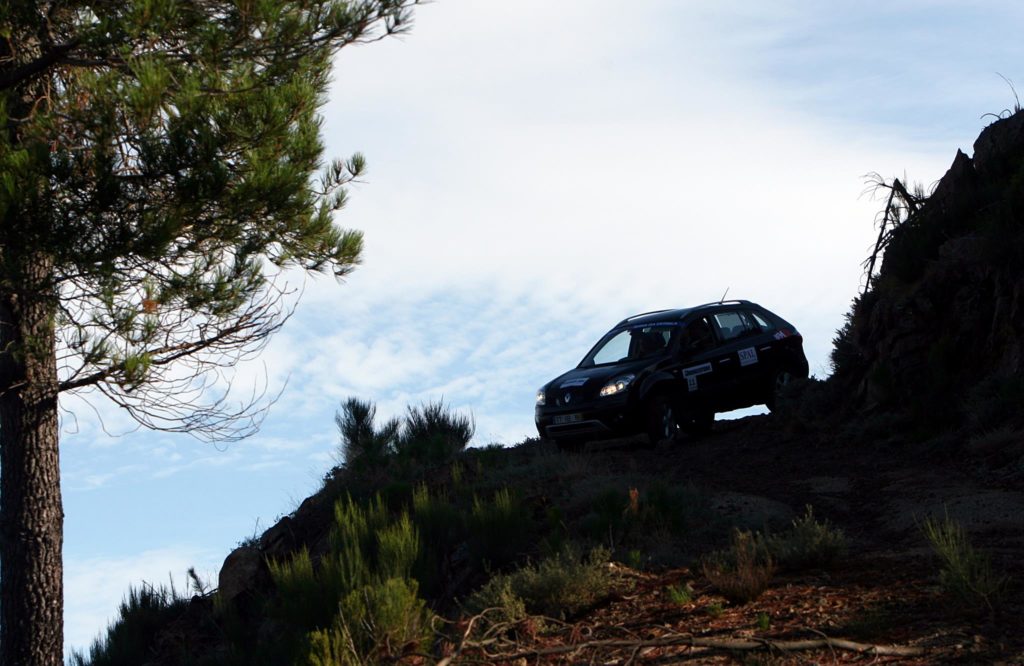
[553,413,583,425]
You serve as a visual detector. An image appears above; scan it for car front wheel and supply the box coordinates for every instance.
[645,395,678,446]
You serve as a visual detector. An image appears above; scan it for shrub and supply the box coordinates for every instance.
[462,575,528,628]
[579,487,628,541]
[638,482,712,536]
[702,530,775,604]
[466,546,612,621]
[579,482,714,554]
[68,583,188,666]
[336,397,475,470]
[269,547,340,632]
[469,487,531,567]
[303,578,435,665]
[327,494,393,592]
[666,583,692,606]
[335,397,400,469]
[761,505,847,571]
[922,512,1007,614]
[269,493,434,661]
[411,483,464,596]
[396,399,474,463]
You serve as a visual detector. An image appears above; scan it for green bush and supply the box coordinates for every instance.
[638,482,711,535]
[922,512,1007,614]
[466,545,612,621]
[410,483,464,595]
[469,487,531,567]
[760,505,848,571]
[303,578,435,665]
[335,397,400,469]
[335,397,475,470]
[701,530,775,604]
[395,399,474,463]
[269,547,341,633]
[68,583,188,666]
[268,494,434,661]
[579,488,628,541]
[579,482,712,548]
[666,583,692,606]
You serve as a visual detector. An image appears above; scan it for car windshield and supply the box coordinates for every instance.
[580,324,677,367]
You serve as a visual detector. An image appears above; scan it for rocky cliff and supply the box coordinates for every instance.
[832,110,1024,433]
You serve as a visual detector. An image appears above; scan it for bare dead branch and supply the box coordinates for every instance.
[861,173,928,291]
[457,631,926,662]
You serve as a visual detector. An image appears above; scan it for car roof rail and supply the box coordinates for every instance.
[616,301,755,326]
[617,308,673,326]
[691,299,753,310]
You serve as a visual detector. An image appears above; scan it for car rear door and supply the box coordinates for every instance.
[746,308,782,385]
[707,310,766,409]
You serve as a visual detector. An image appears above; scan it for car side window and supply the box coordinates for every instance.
[680,317,715,353]
[749,310,775,333]
[712,311,757,341]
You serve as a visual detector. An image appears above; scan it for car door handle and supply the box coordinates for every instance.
[717,358,732,363]
[758,346,771,352]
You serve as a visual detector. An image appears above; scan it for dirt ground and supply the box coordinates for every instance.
[474,416,1024,664]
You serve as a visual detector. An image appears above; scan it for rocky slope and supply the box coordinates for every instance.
[832,110,1024,441]
[74,113,1024,665]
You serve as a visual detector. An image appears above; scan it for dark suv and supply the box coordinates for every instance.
[535,300,808,446]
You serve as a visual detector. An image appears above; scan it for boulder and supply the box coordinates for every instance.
[218,546,268,603]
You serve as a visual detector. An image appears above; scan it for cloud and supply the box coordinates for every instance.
[54,3,1024,656]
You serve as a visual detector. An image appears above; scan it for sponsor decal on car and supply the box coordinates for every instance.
[738,347,758,366]
[682,362,713,392]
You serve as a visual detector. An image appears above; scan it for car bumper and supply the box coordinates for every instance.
[535,396,640,440]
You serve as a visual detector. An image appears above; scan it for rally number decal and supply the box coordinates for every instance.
[682,362,713,392]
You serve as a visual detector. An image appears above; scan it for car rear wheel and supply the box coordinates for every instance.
[645,395,678,446]
[766,368,794,412]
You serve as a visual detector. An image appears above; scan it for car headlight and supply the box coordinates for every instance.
[600,374,635,397]
[536,388,546,406]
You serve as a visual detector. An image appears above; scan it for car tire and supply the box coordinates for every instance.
[645,395,678,446]
[766,368,795,412]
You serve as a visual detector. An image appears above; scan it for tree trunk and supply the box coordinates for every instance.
[0,251,63,666]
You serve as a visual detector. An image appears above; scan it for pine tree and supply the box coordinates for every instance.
[0,1,417,663]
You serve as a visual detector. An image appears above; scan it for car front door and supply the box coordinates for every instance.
[671,316,723,412]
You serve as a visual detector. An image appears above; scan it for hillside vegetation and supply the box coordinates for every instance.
[72,112,1024,664]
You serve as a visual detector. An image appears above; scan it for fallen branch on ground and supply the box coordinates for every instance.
[455,630,925,661]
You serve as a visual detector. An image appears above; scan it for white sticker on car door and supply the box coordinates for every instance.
[682,362,712,392]
[738,347,758,367]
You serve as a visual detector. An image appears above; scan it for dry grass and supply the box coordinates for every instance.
[701,530,775,604]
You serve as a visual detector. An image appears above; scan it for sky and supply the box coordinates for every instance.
[58,0,1024,657]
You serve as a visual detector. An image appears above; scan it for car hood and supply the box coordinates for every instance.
[544,359,653,404]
